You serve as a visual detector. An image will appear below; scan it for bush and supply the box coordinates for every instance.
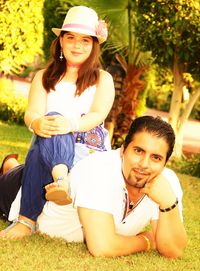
[0,0,44,75]
[43,0,73,60]
[146,67,173,112]
[169,154,200,178]
[0,78,27,124]
[191,97,200,120]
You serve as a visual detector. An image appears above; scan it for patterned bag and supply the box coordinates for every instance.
[74,124,107,151]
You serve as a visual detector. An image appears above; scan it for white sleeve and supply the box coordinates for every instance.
[70,155,116,214]
[151,168,184,222]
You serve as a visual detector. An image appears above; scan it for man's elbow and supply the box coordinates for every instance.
[87,242,116,257]
[157,231,188,259]
[158,239,187,259]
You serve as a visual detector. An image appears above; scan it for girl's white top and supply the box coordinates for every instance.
[46,81,96,118]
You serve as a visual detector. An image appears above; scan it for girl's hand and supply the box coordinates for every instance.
[47,115,72,135]
[31,115,71,137]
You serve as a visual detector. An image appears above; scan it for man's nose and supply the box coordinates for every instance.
[139,155,149,168]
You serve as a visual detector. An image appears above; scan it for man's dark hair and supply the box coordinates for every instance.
[124,116,175,162]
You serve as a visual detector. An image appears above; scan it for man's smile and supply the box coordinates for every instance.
[132,168,150,179]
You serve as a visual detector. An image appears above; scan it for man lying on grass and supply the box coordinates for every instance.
[0,116,187,258]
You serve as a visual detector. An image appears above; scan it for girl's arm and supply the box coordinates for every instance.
[24,70,57,138]
[77,70,115,132]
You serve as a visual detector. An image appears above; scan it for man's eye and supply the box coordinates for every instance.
[134,148,142,154]
[152,155,162,161]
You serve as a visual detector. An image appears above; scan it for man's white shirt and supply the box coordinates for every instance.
[9,149,183,242]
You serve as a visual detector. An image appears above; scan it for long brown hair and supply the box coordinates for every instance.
[42,31,101,96]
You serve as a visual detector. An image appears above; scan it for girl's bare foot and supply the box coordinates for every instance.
[0,216,36,240]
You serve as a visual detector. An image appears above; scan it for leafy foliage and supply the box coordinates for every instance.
[43,0,73,60]
[0,78,27,124]
[147,67,173,112]
[0,0,44,75]
[135,0,200,157]
[169,154,200,178]
[146,66,200,119]
[191,98,200,120]
[135,0,200,81]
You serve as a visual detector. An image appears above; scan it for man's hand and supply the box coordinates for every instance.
[31,115,71,138]
[140,174,176,209]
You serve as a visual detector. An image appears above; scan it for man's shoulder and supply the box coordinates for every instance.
[69,149,121,187]
[162,167,178,180]
[70,149,122,209]
[162,167,176,175]
[73,149,120,170]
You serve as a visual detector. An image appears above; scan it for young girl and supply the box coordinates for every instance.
[0,6,115,239]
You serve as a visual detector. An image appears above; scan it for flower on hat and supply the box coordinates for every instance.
[96,20,108,41]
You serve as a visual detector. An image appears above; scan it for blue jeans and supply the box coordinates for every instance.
[20,112,75,221]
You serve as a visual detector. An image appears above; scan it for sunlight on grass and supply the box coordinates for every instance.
[0,120,32,163]
[0,140,30,148]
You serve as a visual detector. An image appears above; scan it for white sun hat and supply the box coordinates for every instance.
[52,6,108,44]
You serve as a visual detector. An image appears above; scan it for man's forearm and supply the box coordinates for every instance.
[155,207,187,258]
[78,207,153,257]
[86,232,152,257]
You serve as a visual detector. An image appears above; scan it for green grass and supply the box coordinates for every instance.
[0,121,200,271]
[0,120,32,163]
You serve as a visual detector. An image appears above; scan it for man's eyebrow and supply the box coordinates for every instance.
[132,146,144,151]
[152,153,164,159]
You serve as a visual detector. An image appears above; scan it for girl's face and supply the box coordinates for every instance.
[60,32,93,66]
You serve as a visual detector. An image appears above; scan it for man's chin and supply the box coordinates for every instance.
[127,174,150,188]
[133,176,149,188]
[134,182,146,188]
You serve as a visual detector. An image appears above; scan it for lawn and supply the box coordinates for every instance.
[0,121,199,271]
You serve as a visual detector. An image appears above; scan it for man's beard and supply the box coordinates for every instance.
[127,171,150,188]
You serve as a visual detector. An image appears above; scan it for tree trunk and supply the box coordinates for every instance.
[174,86,200,157]
[179,86,200,124]
[174,124,185,158]
[106,64,147,148]
[168,53,185,157]
[168,56,184,134]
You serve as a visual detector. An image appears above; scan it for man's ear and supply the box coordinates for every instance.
[120,145,124,158]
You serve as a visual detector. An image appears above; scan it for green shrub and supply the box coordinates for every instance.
[0,78,27,124]
[146,67,173,112]
[0,0,44,75]
[191,97,200,120]
[169,154,200,178]
[43,0,73,60]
